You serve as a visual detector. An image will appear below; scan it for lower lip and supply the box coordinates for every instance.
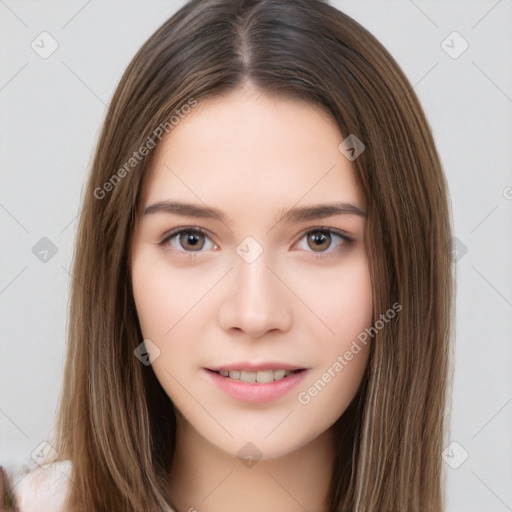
[205,369,308,403]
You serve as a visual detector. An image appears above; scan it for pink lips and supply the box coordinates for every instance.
[205,364,308,403]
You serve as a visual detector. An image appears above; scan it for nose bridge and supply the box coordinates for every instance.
[217,243,292,337]
[237,249,272,301]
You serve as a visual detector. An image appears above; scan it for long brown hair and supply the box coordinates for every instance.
[49,0,454,510]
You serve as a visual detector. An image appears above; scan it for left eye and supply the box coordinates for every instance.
[295,229,350,253]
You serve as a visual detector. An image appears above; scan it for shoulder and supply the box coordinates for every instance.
[13,460,72,512]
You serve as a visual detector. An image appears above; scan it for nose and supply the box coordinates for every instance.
[217,251,293,338]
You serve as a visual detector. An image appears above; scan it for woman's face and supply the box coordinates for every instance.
[131,86,372,460]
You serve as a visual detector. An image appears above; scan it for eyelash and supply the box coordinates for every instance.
[158,225,354,261]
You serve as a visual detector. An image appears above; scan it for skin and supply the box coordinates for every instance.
[130,86,373,512]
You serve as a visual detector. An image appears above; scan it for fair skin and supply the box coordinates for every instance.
[130,86,372,512]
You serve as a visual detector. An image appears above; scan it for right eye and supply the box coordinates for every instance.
[159,227,218,254]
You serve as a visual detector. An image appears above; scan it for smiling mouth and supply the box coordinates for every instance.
[208,368,305,383]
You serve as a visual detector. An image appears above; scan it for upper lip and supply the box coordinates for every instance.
[207,362,306,372]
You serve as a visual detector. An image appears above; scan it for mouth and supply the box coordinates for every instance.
[205,365,309,403]
[207,368,306,384]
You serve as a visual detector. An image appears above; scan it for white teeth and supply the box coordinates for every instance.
[273,369,286,380]
[240,370,256,383]
[218,369,295,383]
[256,370,274,383]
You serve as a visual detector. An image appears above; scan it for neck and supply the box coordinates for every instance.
[168,422,335,512]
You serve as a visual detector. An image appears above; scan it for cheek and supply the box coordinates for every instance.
[295,257,372,423]
[131,257,172,338]
[300,252,373,343]
[131,254,198,397]
[131,251,221,393]
[324,256,372,406]
[332,256,373,337]
[131,252,208,339]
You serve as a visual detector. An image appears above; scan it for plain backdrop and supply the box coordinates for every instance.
[1,1,511,510]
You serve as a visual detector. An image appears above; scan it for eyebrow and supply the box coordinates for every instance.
[143,200,367,223]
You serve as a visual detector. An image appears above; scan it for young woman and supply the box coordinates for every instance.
[7,0,454,510]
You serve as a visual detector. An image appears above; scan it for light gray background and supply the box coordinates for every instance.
[1,1,511,510]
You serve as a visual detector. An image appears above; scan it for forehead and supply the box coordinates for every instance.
[142,87,365,219]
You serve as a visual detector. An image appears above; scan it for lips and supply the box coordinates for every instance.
[205,365,309,403]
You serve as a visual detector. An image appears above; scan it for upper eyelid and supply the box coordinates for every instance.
[293,226,352,244]
[160,225,215,244]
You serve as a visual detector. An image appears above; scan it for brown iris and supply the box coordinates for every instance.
[179,230,205,251]
[307,230,331,252]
